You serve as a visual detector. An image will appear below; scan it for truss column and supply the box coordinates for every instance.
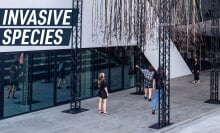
[135,0,145,94]
[158,0,171,128]
[210,0,219,103]
[71,0,83,110]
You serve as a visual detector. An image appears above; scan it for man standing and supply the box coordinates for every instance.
[192,57,200,84]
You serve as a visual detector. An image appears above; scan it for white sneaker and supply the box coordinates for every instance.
[196,80,200,84]
[192,81,196,84]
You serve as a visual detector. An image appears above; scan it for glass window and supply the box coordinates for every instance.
[109,47,123,91]
[32,51,53,110]
[4,52,30,117]
[80,49,93,98]
[124,47,135,89]
[56,50,71,103]
[1,46,136,119]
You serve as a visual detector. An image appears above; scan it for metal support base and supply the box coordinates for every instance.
[204,99,220,104]
[149,123,173,129]
[63,108,89,114]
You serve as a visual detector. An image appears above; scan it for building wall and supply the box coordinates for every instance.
[82,0,192,78]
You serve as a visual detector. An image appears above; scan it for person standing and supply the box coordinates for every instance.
[136,65,155,101]
[98,73,109,115]
[152,67,166,115]
[8,65,18,99]
[192,57,200,84]
[13,55,21,90]
[57,61,68,89]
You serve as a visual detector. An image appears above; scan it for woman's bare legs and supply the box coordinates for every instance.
[98,98,103,113]
[103,99,107,114]
[148,88,153,101]
[144,88,148,99]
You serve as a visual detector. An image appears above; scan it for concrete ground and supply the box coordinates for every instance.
[0,71,220,133]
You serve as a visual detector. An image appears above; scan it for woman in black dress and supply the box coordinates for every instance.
[98,73,109,115]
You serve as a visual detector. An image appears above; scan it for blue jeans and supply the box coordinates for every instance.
[152,88,165,111]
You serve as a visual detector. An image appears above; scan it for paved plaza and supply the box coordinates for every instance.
[0,71,220,133]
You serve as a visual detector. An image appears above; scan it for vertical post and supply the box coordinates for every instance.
[158,0,171,128]
[122,47,125,89]
[135,0,145,94]
[29,53,33,109]
[0,53,4,119]
[108,48,111,91]
[70,0,82,111]
[53,52,57,105]
[91,49,97,96]
[210,0,219,103]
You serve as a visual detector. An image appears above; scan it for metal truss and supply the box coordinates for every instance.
[135,0,146,94]
[158,0,171,128]
[210,0,219,103]
[71,0,82,110]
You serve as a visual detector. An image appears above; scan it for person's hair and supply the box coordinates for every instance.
[148,65,153,72]
[157,66,164,74]
[98,73,105,86]
[10,65,16,73]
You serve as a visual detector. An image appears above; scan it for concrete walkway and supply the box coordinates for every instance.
[0,71,219,133]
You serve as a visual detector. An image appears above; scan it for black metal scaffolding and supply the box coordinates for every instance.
[135,0,146,94]
[209,0,219,103]
[158,0,171,128]
[70,0,83,111]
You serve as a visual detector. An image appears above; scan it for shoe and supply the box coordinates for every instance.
[192,81,196,84]
[196,80,200,84]
[103,112,109,116]
[57,87,62,89]
[7,96,10,99]
[152,110,155,115]
[98,110,103,114]
[144,96,148,100]
[148,98,151,101]
[12,96,17,99]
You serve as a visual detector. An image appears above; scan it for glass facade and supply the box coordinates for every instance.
[0,46,136,119]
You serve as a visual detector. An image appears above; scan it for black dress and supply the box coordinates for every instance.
[98,80,108,99]
[10,72,17,85]
[193,63,200,80]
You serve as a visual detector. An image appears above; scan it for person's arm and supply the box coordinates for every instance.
[192,64,195,73]
[192,65,194,73]
[153,79,156,91]
[197,64,200,73]
[104,87,109,97]
[135,65,146,74]
[135,65,140,69]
